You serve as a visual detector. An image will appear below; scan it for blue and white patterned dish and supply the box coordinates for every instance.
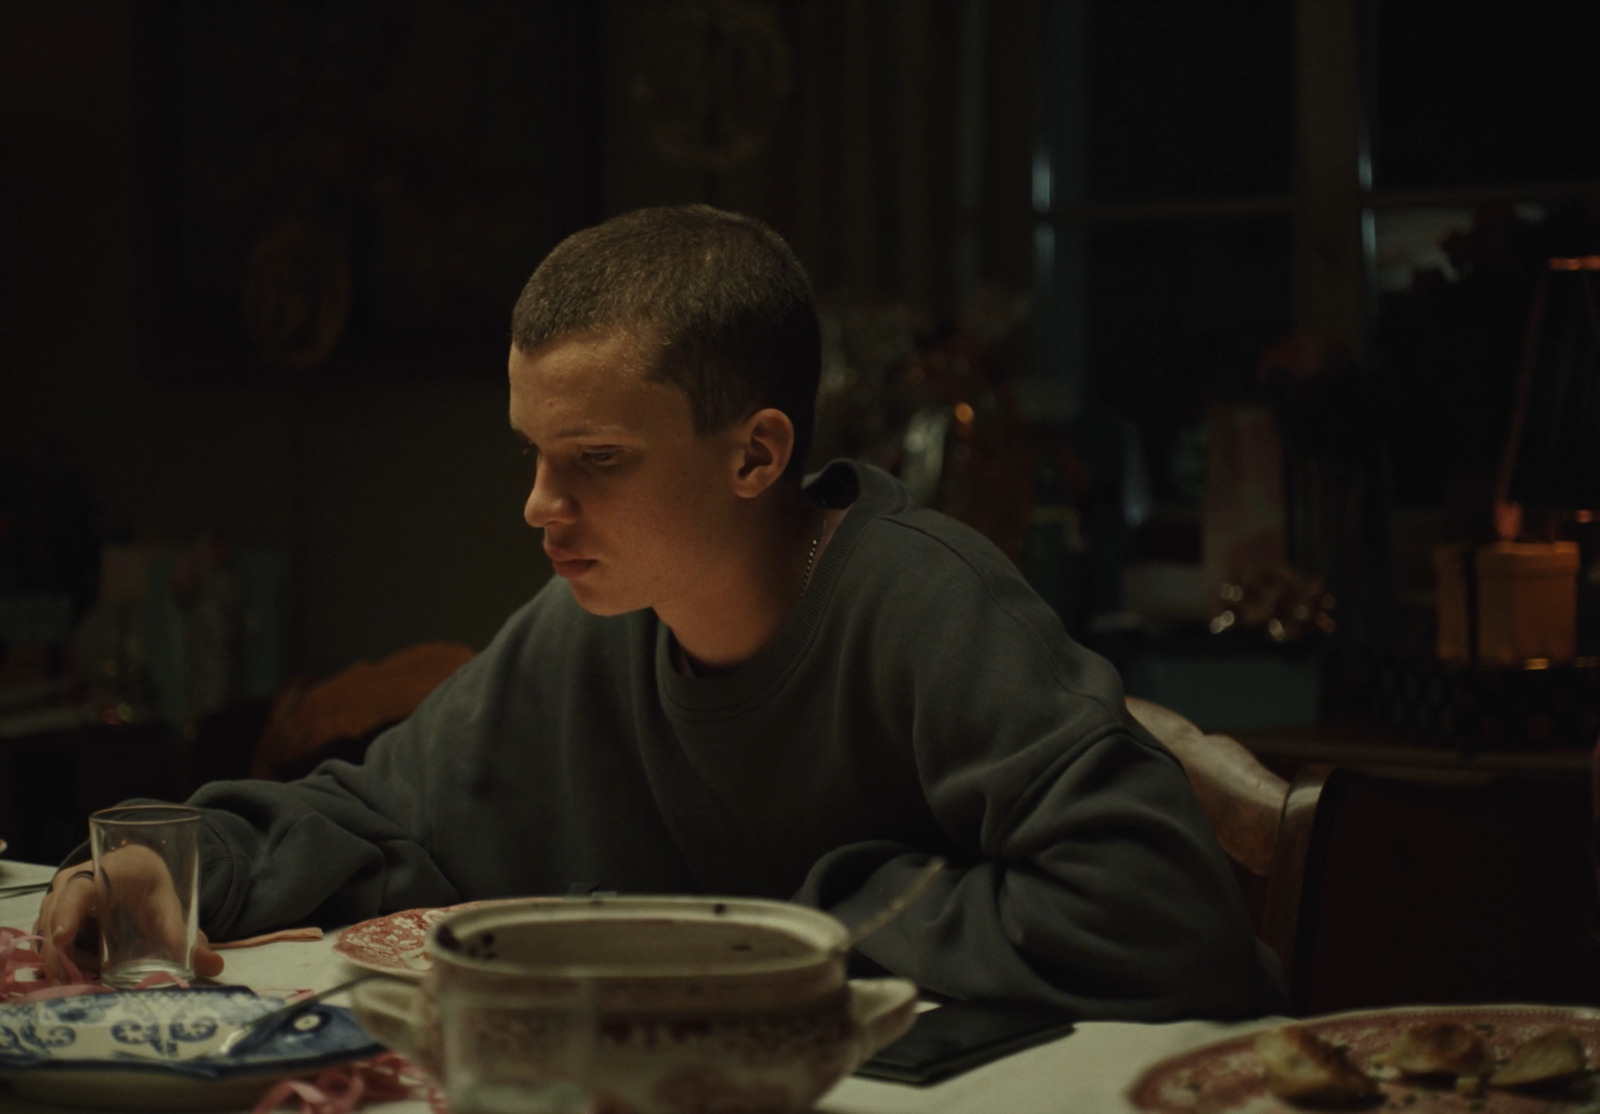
[0,986,384,1110]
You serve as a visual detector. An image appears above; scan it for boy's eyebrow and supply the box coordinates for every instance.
[509,422,630,446]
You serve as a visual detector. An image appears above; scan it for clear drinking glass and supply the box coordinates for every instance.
[88,804,202,988]
[438,978,598,1114]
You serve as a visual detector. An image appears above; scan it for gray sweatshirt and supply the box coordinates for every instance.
[185,460,1287,1020]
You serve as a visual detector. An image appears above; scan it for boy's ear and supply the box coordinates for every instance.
[731,408,795,497]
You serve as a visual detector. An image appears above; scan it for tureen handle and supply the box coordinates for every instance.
[846,977,920,1059]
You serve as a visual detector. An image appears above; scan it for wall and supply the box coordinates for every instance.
[1,0,1039,683]
[0,0,547,679]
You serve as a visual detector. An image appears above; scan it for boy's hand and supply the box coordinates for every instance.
[32,854,224,983]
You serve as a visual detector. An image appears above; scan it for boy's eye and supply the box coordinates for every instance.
[581,449,620,466]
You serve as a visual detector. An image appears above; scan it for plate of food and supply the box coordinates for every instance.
[333,900,520,976]
[1129,1004,1600,1113]
[0,986,383,1110]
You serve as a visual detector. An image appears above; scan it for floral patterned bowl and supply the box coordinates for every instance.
[0,986,381,1110]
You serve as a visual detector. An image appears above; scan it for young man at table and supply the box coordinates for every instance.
[39,205,1286,1020]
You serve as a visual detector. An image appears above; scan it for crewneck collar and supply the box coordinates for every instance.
[656,459,899,718]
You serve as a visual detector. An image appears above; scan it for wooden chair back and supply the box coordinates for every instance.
[253,641,475,780]
[1592,732,1600,937]
[1126,695,1331,1010]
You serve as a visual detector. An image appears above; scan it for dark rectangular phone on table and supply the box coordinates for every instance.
[854,1000,1076,1085]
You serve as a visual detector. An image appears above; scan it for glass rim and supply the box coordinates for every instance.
[89,804,204,826]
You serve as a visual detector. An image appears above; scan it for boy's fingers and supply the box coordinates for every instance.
[151,893,217,978]
[33,868,104,983]
[61,940,99,979]
[30,857,219,983]
[46,871,100,945]
[31,867,89,932]
[40,943,63,983]
[40,936,97,982]
[194,932,225,978]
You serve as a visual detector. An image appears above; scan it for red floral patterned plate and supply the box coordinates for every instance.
[1129,1005,1600,1114]
[333,901,510,976]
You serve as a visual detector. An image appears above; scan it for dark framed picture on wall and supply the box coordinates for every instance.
[133,1,600,382]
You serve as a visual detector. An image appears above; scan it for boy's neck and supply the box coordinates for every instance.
[660,484,834,674]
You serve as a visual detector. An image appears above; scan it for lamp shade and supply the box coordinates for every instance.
[1500,258,1600,514]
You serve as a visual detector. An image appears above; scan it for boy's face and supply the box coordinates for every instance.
[508,330,749,617]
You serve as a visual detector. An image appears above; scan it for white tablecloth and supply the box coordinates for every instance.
[0,858,1274,1113]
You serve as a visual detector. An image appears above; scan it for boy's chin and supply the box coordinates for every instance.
[564,582,638,618]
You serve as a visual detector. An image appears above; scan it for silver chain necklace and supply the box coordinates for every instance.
[799,507,827,597]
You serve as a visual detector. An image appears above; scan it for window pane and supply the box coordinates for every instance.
[1083,218,1293,504]
[1370,0,1600,189]
[1368,201,1586,510]
[1082,1,1293,202]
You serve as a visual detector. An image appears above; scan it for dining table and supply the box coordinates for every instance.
[0,855,1281,1114]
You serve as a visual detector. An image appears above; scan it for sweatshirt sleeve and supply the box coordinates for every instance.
[184,693,464,940]
[795,523,1289,1022]
[181,586,593,940]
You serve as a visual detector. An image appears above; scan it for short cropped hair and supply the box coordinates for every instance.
[511,205,821,483]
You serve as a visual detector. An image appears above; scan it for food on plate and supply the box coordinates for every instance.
[1374,1019,1494,1083]
[1489,1027,1587,1088]
[1255,1025,1380,1104]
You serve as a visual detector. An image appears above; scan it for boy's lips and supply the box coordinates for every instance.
[545,546,597,575]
